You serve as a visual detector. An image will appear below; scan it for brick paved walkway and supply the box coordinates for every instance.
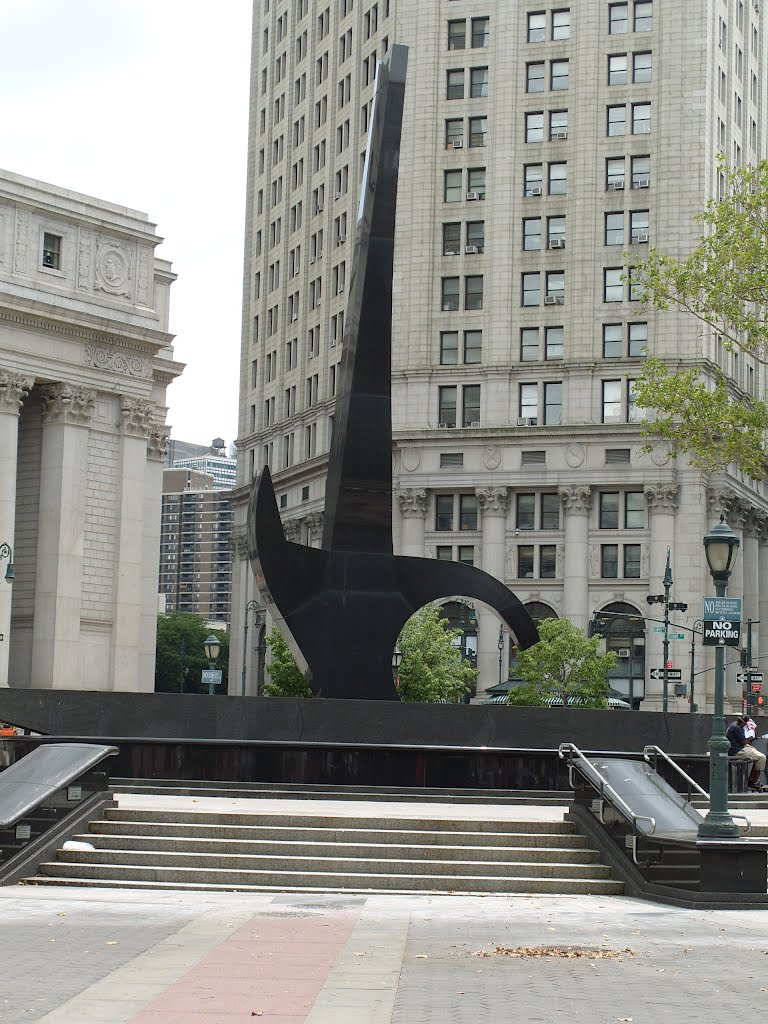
[2,885,768,1024]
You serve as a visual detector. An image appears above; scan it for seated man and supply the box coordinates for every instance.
[726,715,767,792]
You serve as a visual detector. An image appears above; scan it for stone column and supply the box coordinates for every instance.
[396,489,428,557]
[476,487,510,689]
[0,370,34,687]
[559,486,592,631]
[306,512,325,549]
[31,384,95,689]
[139,421,170,689]
[644,484,679,710]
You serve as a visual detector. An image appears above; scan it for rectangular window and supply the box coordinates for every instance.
[634,1,652,32]
[521,328,539,362]
[545,326,564,360]
[601,544,619,578]
[470,66,489,97]
[518,545,535,578]
[524,164,543,196]
[608,53,628,85]
[630,209,649,243]
[549,109,568,139]
[609,3,628,33]
[540,545,557,578]
[447,19,466,49]
[527,11,546,42]
[628,378,641,421]
[631,154,650,188]
[633,51,652,82]
[462,384,481,426]
[42,232,62,270]
[458,545,475,565]
[471,17,490,47]
[603,324,623,357]
[459,493,479,530]
[604,268,623,302]
[440,331,459,365]
[527,61,546,93]
[517,493,535,530]
[435,495,454,531]
[466,221,485,250]
[468,167,486,198]
[605,212,624,246]
[545,270,564,302]
[443,222,461,255]
[624,544,641,578]
[551,59,569,90]
[600,492,620,529]
[438,386,458,428]
[544,382,562,425]
[632,102,651,134]
[625,491,645,528]
[447,69,465,99]
[548,162,567,195]
[441,277,460,311]
[519,383,538,422]
[552,9,570,39]
[602,380,622,421]
[465,275,483,310]
[436,546,452,560]
[445,118,464,147]
[541,493,560,529]
[606,157,625,188]
[468,115,487,147]
[444,169,463,203]
[628,322,647,356]
[464,330,482,364]
[523,217,542,251]
[607,105,626,136]
[525,112,545,143]
[522,272,541,306]
[548,215,566,246]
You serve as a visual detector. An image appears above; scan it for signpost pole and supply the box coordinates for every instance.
[662,547,672,713]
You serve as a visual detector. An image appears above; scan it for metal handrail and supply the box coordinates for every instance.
[643,744,710,800]
[558,741,657,835]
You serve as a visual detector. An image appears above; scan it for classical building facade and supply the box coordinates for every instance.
[0,169,181,691]
[230,1,768,710]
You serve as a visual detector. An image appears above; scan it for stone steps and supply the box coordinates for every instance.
[27,800,624,897]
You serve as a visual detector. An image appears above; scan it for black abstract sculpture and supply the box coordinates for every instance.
[248,44,538,699]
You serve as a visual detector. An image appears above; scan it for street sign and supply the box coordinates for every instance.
[201,669,223,694]
[702,619,741,647]
[669,633,686,640]
[649,668,683,681]
[652,625,665,633]
[703,596,742,621]
[751,682,763,693]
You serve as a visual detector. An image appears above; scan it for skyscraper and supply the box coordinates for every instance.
[231,0,768,710]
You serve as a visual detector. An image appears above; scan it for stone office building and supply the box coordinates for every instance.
[230,0,768,710]
[0,169,181,691]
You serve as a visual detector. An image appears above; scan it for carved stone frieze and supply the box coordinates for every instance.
[559,485,592,515]
[119,396,155,437]
[77,228,93,290]
[396,488,428,518]
[589,544,600,578]
[94,237,133,298]
[147,425,171,462]
[136,246,153,307]
[13,210,29,274]
[644,483,679,513]
[229,527,250,560]
[0,369,34,415]
[40,383,96,425]
[482,445,502,470]
[84,345,153,379]
[282,519,303,543]
[475,486,510,515]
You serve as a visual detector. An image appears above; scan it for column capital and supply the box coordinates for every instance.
[147,425,170,462]
[475,486,510,515]
[744,508,767,540]
[40,383,95,426]
[119,396,155,437]
[396,488,429,518]
[305,511,324,544]
[706,487,742,523]
[644,483,679,513]
[283,518,303,543]
[0,369,34,415]
[229,526,251,560]
[559,485,592,514]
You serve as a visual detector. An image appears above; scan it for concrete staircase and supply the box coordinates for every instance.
[28,804,623,896]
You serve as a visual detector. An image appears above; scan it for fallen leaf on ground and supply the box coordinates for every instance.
[472,946,633,960]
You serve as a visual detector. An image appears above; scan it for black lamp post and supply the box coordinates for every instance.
[0,543,14,583]
[203,634,221,696]
[647,546,688,711]
[698,514,740,839]
[241,599,261,697]
[392,645,402,689]
[689,619,703,712]
[497,624,505,686]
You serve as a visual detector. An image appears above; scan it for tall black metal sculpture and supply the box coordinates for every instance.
[248,45,538,699]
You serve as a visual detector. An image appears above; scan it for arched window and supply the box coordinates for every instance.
[524,601,559,625]
[601,601,645,709]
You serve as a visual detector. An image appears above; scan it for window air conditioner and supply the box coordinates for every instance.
[517,416,537,426]
[465,245,479,254]
[544,294,557,305]
[438,422,453,428]
[551,130,568,139]
[468,420,480,427]
[634,178,650,188]
[450,139,463,148]
[442,303,457,311]
[548,238,565,249]
[617,648,631,659]
[607,180,625,191]
[634,232,649,243]
[466,191,481,200]
[526,186,543,196]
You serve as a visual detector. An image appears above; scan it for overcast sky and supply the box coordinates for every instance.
[0,0,252,448]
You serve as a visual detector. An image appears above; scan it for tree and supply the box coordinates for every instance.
[505,618,617,709]
[396,603,477,703]
[263,628,313,697]
[155,613,229,694]
[630,159,768,479]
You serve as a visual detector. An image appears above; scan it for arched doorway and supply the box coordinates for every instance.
[439,601,478,695]
[600,601,646,709]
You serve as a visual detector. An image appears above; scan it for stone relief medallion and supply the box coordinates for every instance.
[95,239,133,298]
[482,444,501,470]
[650,444,672,466]
[401,446,420,472]
[565,443,585,468]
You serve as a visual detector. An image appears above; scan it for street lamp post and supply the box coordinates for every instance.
[647,546,688,712]
[0,543,14,583]
[203,634,221,696]
[241,599,261,697]
[698,514,740,839]
[392,646,402,691]
[689,620,703,713]
[497,625,505,686]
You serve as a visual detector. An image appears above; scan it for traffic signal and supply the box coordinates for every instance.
[741,648,748,668]
[588,614,607,638]
[669,601,688,612]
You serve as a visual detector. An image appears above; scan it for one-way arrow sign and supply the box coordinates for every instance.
[650,668,682,681]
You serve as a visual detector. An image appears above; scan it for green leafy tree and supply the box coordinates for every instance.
[155,613,229,694]
[263,628,313,697]
[505,618,616,709]
[630,159,768,479]
[396,603,477,703]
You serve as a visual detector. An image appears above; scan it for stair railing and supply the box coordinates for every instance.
[558,741,657,836]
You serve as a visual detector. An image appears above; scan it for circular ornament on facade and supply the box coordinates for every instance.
[650,445,672,466]
[483,445,501,470]
[401,447,421,472]
[97,248,127,290]
[565,443,585,468]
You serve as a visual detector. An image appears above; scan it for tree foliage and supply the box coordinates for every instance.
[505,618,616,709]
[155,613,229,694]
[396,603,477,703]
[630,159,768,479]
[263,628,313,697]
